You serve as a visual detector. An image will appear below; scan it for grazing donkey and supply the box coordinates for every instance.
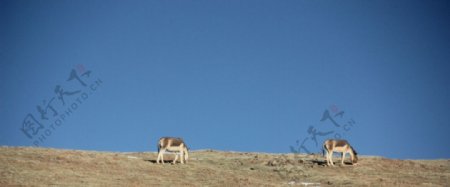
[323,139,358,166]
[156,137,189,164]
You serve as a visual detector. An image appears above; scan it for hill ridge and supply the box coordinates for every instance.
[1,146,448,186]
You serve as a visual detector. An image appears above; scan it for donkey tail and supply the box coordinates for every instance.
[322,144,326,157]
[157,140,160,153]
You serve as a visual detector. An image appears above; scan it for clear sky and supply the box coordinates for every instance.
[1,0,449,159]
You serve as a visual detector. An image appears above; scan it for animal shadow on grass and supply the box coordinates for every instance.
[144,159,158,164]
[144,159,182,164]
[312,159,356,167]
[312,159,328,166]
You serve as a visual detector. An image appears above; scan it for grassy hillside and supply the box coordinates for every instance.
[0,146,448,186]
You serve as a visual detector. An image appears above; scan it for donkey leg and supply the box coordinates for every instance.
[180,151,185,164]
[326,151,331,166]
[156,151,162,164]
[173,154,178,164]
[160,149,165,164]
[329,152,335,166]
[341,152,346,165]
[184,148,189,164]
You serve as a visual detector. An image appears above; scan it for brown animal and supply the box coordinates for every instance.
[323,139,358,166]
[156,137,189,164]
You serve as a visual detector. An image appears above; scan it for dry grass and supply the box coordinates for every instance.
[0,146,448,186]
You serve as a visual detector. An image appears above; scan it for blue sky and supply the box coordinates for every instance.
[1,0,449,159]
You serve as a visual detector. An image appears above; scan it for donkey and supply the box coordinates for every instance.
[156,137,189,164]
[323,139,358,166]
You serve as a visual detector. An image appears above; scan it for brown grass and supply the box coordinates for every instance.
[0,146,448,186]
